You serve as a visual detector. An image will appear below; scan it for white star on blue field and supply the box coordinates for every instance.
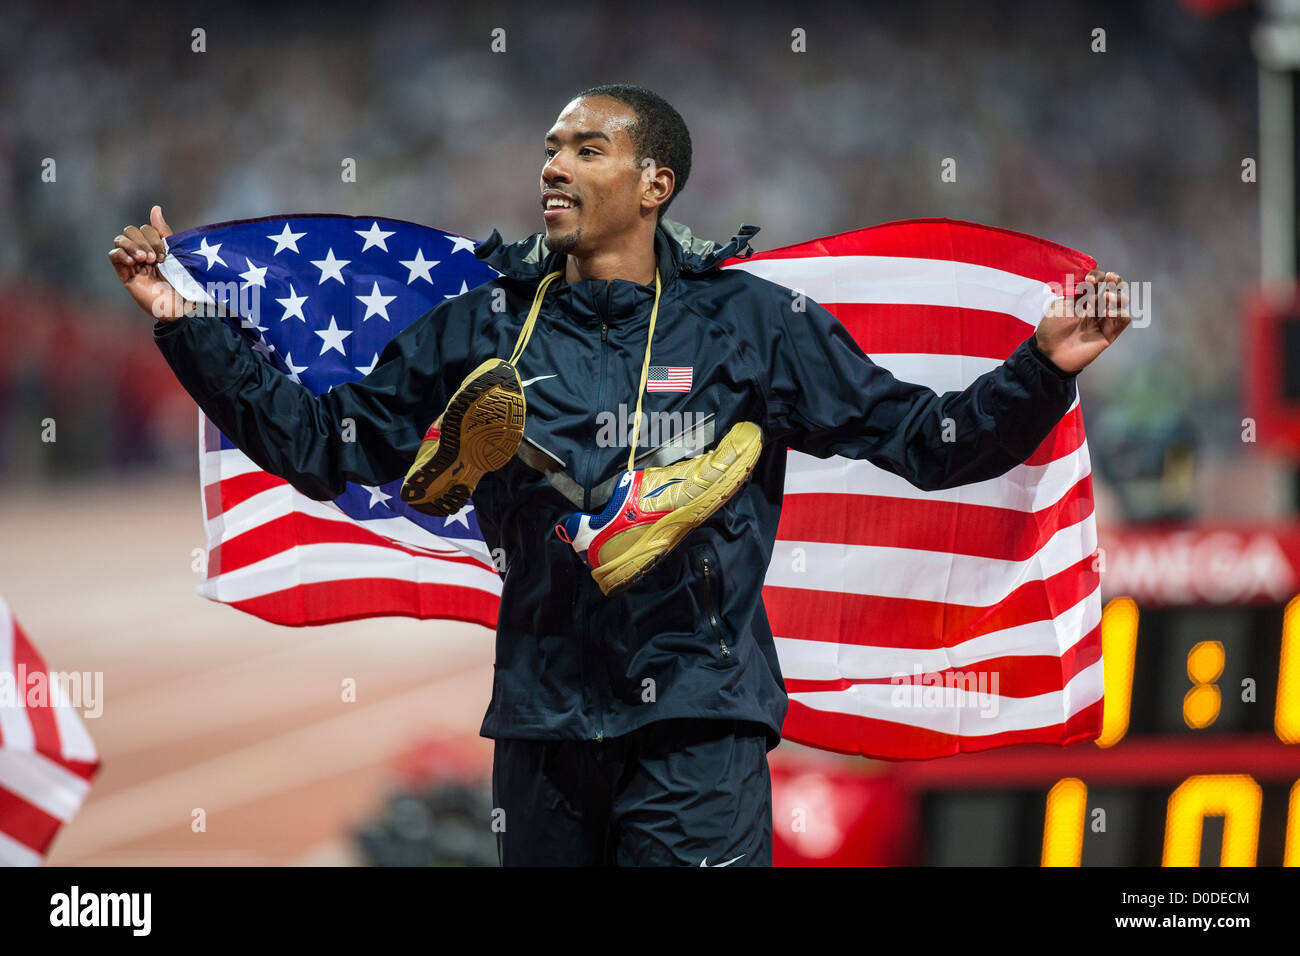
[173,215,502,541]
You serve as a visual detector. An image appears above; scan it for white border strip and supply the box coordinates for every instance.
[158,238,216,306]
[789,657,1105,737]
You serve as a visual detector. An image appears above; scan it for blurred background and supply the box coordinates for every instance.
[2,0,1297,865]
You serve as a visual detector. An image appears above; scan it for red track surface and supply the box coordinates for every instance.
[1,477,498,865]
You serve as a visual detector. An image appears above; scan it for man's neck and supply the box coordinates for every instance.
[563,229,658,286]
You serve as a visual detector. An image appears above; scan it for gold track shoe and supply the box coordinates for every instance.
[400,359,526,517]
[554,421,763,595]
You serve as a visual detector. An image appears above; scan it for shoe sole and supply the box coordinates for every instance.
[400,362,525,517]
[592,424,763,596]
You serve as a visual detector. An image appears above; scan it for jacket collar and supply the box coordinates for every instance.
[473,217,761,286]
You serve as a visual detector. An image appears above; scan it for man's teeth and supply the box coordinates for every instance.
[546,198,575,208]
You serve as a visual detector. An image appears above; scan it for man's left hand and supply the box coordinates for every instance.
[1035,268,1131,374]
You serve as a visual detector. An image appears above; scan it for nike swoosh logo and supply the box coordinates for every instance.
[699,855,745,867]
[520,374,557,388]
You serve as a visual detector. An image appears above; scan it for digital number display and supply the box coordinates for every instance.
[1099,597,1295,742]
[917,595,1300,866]
[922,779,1296,866]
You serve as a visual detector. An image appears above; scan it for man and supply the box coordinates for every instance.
[110,84,1130,866]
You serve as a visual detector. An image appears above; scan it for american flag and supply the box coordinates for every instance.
[725,218,1102,759]
[158,215,505,628]
[646,365,693,392]
[161,215,1102,760]
[0,596,100,864]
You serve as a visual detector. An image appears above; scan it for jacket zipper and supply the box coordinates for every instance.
[699,555,731,659]
[591,320,608,740]
[576,586,600,742]
[578,321,608,512]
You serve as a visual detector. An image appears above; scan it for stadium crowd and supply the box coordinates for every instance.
[0,0,1264,519]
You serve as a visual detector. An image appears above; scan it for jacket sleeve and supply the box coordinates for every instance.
[152,299,479,500]
[762,292,1079,491]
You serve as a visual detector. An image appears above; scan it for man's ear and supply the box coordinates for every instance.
[640,158,674,216]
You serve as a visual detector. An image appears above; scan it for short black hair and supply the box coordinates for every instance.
[572,83,692,220]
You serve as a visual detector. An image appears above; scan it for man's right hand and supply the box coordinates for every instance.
[109,205,194,321]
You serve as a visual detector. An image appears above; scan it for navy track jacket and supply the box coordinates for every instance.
[153,217,1080,751]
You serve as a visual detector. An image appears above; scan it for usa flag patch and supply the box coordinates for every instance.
[646,366,692,392]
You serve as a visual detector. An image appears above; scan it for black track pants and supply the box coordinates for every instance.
[491,718,773,866]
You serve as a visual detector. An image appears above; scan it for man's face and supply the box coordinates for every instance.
[541,96,650,257]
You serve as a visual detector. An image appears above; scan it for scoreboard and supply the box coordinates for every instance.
[771,523,1300,866]
[906,524,1300,866]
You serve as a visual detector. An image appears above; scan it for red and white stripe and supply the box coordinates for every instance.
[723,218,1103,760]
[0,596,99,865]
[198,418,503,629]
